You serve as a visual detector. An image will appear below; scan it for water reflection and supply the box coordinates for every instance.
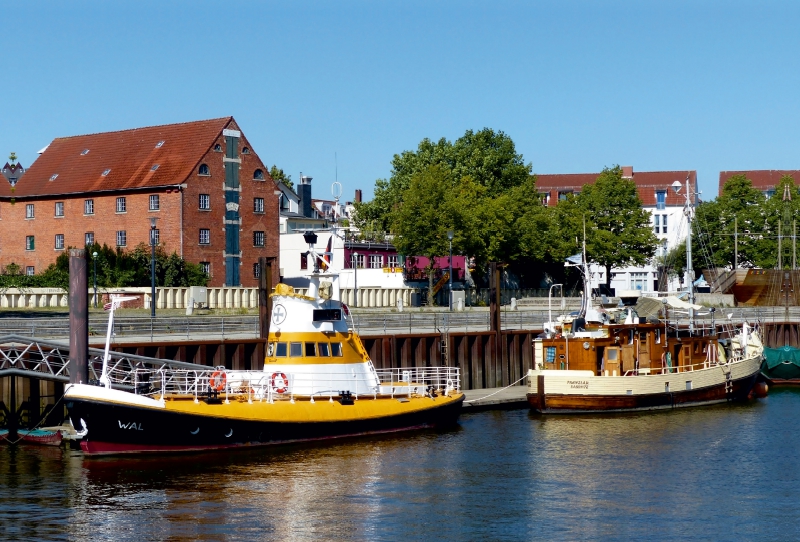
[3,393,800,540]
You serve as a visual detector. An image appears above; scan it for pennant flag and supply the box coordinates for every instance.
[565,253,582,265]
[103,302,113,311]
[321,235,332,270]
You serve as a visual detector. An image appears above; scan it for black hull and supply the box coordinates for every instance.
[67,397,464,454]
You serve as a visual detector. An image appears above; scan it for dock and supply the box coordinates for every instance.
[462,385,528,410]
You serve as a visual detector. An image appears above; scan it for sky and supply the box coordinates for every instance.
[4,0,800,204]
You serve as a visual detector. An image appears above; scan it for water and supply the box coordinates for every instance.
[3,391,800,541]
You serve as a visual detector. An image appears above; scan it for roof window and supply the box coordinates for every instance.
[49,174,58,181]
[81,149,90,155]
[155,141,165,148]
[151,164,159,171]
[102,169,111,176]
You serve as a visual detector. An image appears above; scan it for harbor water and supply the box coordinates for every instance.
[3,390,800,541]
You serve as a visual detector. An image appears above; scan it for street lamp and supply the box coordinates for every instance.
[92,251,98,309]
[149,217,158,319]
[353,252,358,308]
[447,230,454,311]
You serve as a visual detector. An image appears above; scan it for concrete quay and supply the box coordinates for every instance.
[462,385,528,410]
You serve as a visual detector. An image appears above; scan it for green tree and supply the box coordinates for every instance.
[565,166,658,287]
[355,128,532,232]
[270,165,293,189]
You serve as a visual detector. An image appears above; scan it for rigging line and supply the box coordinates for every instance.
[462,374,528,403]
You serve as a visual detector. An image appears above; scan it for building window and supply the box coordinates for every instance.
[661,214,668,234]
[150,229,160,246]
[388,255,400,267]
[116,197,126,213]
[149,195,160,211]
[54,202,64,217]
[200,262,210,276]
[253,262,261,278]
[253,169,264,180]
[26,236,34,250]
[656,190,666,210]
[199,229,210,245]
[630,272,648,291]
[558,191,571,201]
[253,231,265,247]
[26,266,35,276]
[369,255,383,269]
[199,194,210,210]
[214,144,222,152]
[25,204,34,219]
[254,197,264,213]
[85,232,94,246]
[653,215,660,234]
[116,230,127,247]
[350,253,364,269]
[55,234,64,250]
[242,147,250,154]
[84,199,94,215]
[764,189,776,199]
[199,164,210,176]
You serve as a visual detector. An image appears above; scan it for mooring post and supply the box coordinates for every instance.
[259,257,276,339]
[69,248,89,384]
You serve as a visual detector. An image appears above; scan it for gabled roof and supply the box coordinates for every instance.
[719,170,800,192]
[3,117,234,198]
[535,169,697,207]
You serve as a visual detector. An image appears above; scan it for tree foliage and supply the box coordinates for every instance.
[270,165,293,189]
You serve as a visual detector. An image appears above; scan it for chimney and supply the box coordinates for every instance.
[621,166,633,179]
[300,175,313,218]
[355,189,362,203]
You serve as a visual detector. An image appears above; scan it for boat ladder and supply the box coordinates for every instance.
[724,366,733,395]
[437,314,450,366]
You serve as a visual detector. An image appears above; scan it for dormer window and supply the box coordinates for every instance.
[253,169,264,180]
[155,140,165,148]
[199,164,210,176]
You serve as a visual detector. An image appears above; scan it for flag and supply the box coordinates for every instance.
[103,302,113,311]
[565,253,582,266]
[321,236,332,270]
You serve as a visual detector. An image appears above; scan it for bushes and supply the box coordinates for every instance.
[1,243,209,289]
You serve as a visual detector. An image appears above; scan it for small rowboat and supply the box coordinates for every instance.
[16,429,64,446]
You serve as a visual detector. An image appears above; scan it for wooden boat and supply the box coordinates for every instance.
[17,428,64,446]
[64,231,464,455]
[527,180,764,413]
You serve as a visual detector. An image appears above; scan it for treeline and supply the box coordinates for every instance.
[0,243,208,290]
[354,129,657,301]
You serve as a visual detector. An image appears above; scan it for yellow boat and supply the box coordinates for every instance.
[65,234,464,454]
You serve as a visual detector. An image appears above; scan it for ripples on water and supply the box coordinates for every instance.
[3,391,800,541]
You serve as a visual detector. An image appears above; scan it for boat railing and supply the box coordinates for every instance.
[127,365,461,402]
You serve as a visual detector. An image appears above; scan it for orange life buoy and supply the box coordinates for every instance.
[270,372,289,394]
[210,370,227,392]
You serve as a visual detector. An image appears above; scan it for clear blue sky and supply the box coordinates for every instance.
[4,1,800,203]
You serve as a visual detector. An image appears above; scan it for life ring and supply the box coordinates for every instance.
[210,370,227,391]
[270,372,289,394]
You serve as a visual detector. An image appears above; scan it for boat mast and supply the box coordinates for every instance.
[674,175,694,333]
[581,216,590,318]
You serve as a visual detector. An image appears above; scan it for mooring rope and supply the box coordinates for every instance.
[3,392,67,446]
[463,374,528,403]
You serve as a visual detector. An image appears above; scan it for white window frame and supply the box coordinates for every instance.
[55,234,64,250]
[85,232,94,246]
[253,231,265,247]
[199,194,210,210]
[254,197,264,214]
[199,229,210,245]
[54,202,64,217]
[84,199,94,215]
[25,204,34,219]
[369,254,383,269]
[149,195,160,211]
[116,197,126,213]
[116,230,127,247]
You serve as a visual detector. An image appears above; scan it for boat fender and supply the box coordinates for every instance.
[753,381,768,398]
[271,372,289,394]
[210,370,227,392]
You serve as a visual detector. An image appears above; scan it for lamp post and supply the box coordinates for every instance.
[149,217,158,319]
[353,252,358,308]
[447,230,454,311]
[92,251,98,309]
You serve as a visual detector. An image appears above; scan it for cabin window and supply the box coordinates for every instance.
[639,332,647,341]
[305,342,316,356]
[318,343,330,356]
[545,347,556,363]
[655,329,661,344]
[331,343,343,357]
[289,342,302,357]
[607,348,619,361]
[694,342,701,353]
[274,343,287,357]
[686,381,693,390]
[629,330,635,345]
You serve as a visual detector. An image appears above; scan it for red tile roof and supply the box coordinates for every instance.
[719,170,800,192]
[2,117,234,198]
[535,169,697,207]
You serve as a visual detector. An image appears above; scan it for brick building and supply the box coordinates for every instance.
[535,167,697,293]
[0,117,280,287]
[719,170,800,199]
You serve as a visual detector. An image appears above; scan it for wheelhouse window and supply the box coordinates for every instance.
[331,343,343,357]
[305,342,316,356]
[289,342,302,357]
[318,343,330,356]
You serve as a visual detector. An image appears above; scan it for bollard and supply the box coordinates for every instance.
[457,298,464,311]
[510,297,517,311]
[186,297,194,316]
[397,297,404,313]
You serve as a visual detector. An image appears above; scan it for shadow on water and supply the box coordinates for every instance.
[3,394,800,541]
